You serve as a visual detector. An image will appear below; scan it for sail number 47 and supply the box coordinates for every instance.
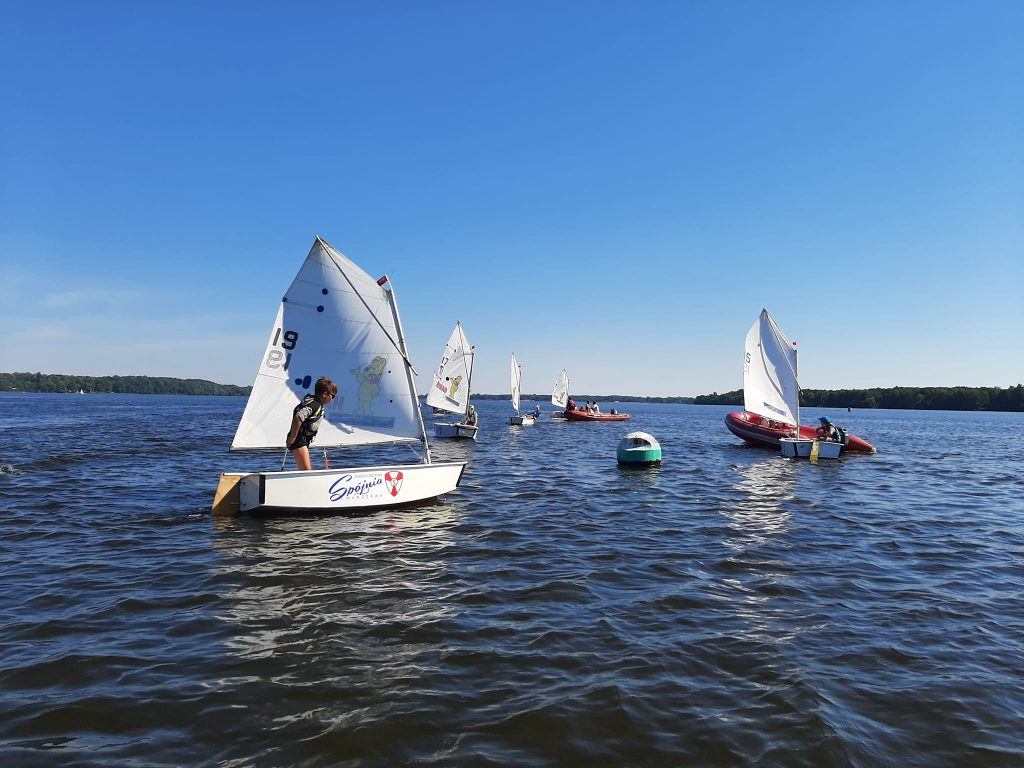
[266,328,299,370]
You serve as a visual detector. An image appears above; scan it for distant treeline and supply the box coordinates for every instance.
[0,372,250,396]
[471,393,696,404]
[694,385,1024,412]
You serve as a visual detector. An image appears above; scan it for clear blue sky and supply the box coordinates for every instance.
[2,2,1021,396]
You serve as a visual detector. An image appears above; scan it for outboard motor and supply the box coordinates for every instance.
[836,426,849,445]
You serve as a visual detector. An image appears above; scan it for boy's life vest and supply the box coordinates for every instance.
[294,394,325,443]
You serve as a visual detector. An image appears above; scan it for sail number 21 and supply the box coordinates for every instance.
[265,328,299,371]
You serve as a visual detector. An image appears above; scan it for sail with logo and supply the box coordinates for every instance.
[551,369,569,409]
[429,322,477,440]
[213,235,466,515]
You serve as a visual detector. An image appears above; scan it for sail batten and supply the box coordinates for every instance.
[230,238,423,451]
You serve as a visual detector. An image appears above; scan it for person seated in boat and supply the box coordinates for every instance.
[532,404,541,419]
[566,398,576,414]
[816,416,840,442]
[591,401,600,413]
[462,405,478,428]
[286,376,338,471]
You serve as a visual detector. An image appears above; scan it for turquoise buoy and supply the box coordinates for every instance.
[616,431,662,466]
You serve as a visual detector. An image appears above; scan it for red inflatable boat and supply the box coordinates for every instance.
[564,408,630,422]
[725,411,876,453]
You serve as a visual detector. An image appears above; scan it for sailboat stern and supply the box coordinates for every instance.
[234,461,466,513]
[212,472,244,516]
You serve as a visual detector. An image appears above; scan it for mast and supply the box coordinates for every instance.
[461,321,473,419]
[382,275,432,464]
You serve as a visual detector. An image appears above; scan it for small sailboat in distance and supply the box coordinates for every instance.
[509,353,536,426]
[211,236,466,515]
[550,369,569,420]
[428,322,478,440]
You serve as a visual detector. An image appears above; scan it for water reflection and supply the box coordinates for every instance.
[724,456,797,546]
[209,504,461,686]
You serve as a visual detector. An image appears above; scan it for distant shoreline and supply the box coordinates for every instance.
[692,386,1024,413]
[3,374,1021,412]
[0,373,250,397]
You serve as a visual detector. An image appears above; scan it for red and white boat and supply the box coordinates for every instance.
[564,408,630,422]
[725,411,875,453]
[728,308,877,457]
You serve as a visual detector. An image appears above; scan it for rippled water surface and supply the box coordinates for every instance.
[2,394,1023,767]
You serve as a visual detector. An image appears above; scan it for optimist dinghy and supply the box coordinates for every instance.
[724,309,875,456]
[212,236,466,515]
[427,322,478,440]
[509,353,536,426]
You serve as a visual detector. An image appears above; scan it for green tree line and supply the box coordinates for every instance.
[0,372,251,396]
[694,385,1024,412]
[470,393,695,404]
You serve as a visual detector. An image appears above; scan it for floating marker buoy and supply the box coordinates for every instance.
[616,431,662,466]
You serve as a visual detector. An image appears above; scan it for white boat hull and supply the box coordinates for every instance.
[509,415,536,426]
[217,461,466,514]
[780,438,842,459]
[434,422,478,440]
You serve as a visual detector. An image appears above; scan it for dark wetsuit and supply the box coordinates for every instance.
[818,423,840,442]
[288,394,325,451]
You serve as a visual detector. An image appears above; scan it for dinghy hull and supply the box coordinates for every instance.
[215,461,466,515]
[509,415,536,426]
[564,409,630,422]
[725,411,876,453]
[434,423,478,440]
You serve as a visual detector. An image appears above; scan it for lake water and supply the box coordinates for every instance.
[1,394,1022,767]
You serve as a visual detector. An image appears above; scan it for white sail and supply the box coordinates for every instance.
[510,353,522,413]
[231,237,423,450]
[425,322,474,415]
[551,369,569,408]
[743,308,799,426]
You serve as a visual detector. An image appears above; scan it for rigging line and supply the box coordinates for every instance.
[317,237,419,375]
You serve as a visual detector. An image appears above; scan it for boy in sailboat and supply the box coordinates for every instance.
[286,377,338,470]
[816,416,840,443]
[462,404,478,428]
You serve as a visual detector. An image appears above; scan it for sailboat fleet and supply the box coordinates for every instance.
[212,241,876,516]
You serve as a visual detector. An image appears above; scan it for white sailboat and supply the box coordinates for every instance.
[211,236,466,515]
[550,369,569,420]
[509,353,536,426]
[428,322,478,440]
[745,309,841,459]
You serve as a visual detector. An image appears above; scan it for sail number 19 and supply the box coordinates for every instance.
[265,328,299,371]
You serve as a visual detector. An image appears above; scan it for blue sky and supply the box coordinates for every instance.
[2,2,1021,396]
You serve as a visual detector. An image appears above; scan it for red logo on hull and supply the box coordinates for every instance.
[384,471,404,497]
